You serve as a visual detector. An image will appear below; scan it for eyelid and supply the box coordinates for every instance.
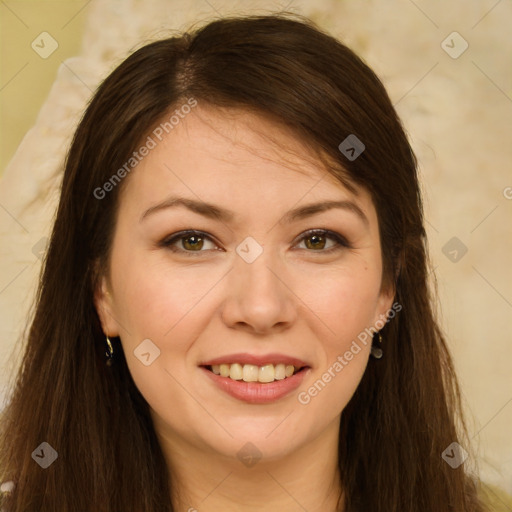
[160,228,350,256]
[292,228,351,252]
[159,230,220,255]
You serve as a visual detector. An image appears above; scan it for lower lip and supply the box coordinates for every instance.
[200,366,310,404]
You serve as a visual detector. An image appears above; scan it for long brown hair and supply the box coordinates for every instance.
[0,13,485,511]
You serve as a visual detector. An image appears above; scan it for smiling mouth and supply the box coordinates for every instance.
[203,363,307,384]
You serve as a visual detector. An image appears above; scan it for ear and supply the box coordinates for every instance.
[373,280,396,328]
[93,274,120,337]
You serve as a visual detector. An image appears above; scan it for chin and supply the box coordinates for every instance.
[192,416,309,464]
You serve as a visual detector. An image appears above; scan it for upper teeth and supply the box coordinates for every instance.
[210,363,299,383]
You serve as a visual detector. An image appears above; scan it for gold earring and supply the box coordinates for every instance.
[105,335,114,366]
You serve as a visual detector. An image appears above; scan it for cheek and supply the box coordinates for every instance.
[295,270,378,419]
[292,262,381,412]
[297,261,383,344]
[110,246,219,341]
[109,250,217,434]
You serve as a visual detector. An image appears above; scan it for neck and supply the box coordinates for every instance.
[155,417,344,512]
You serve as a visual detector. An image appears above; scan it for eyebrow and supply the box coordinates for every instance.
[140,195,369,226]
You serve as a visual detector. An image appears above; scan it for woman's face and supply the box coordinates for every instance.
[95,105,393,464]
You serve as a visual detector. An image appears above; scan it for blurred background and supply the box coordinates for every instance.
[1,0,511,498]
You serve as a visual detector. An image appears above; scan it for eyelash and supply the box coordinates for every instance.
[159,229,351,257]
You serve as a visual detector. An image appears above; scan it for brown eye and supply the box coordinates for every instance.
[304,233,327,250]
[161,230,218,256]
[296,229,350,253]
[181,234,204,251]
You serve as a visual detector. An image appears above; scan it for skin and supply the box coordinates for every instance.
[95,105,394,512]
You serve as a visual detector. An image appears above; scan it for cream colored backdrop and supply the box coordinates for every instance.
[1,0,511,495]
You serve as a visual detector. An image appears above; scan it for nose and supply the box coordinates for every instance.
[220,248,298,335]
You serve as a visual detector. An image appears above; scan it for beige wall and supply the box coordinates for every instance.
[0,1,85,175]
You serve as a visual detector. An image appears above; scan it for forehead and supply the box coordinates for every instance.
[118,105,370,219]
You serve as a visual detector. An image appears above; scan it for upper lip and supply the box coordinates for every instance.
[199,353,310,368]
